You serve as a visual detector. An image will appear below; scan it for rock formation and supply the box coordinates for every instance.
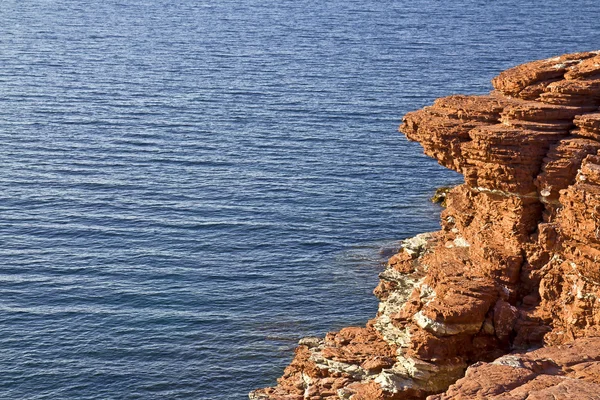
[431,337,600,399]
[250,51,600,400]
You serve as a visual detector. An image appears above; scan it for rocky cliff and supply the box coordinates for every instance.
[250,51,600,400]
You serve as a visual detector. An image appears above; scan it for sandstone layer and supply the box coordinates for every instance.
[251,51,600,400]
[431,337,600,400]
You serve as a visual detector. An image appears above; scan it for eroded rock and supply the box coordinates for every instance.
[251,51,600,400]
[428,337,600,400]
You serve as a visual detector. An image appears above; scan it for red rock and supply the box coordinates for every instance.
[565,54,600,80]
[536,137,600,209]
[252,51,600,400]
[361,356,396,373]
[428,338,600,400]
[492,51,597,97]
[574,112,600,141]
[493,300,518,341]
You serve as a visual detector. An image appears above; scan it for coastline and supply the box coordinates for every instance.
[252,51,600,400]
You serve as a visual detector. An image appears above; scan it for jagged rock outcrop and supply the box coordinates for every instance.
[251,51,600,400]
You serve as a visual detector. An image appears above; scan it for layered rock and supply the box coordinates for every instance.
[251,52,600,399]
[430,337,600,399]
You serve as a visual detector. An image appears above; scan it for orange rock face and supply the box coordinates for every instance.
[429,337,600,400]
[251,51,600,400]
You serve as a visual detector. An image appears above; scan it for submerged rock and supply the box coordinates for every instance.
[251,51,600,399]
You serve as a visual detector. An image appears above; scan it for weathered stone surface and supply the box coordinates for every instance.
[574,112,600,141]
[491,51,598,97]
[428,337,600,400]
[536,137,600,208]
[566,54,600,80]
[252,51,600,400]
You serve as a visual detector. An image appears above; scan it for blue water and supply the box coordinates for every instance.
[1,1,599,399]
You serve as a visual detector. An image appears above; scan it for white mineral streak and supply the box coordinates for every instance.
[540,187,551,197]
[373,368,415,393]
[310,351,366,379]
[298,336,322,348]
[373,315,412,348]
[294,230,470,397]
[492,354,527,369]
[394,356,467,393]
[413,311,483,336]
[472,186,538,199]
[453,236,470,247]
[401,232,435,258]
[301,373,312,398]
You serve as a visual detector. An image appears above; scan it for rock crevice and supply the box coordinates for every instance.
[251,51,600,400]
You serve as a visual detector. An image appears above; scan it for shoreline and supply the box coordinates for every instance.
[251,51,600,400]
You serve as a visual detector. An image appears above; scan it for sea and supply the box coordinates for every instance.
[1,1,599,399]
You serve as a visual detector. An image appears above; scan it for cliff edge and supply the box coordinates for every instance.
[251,51,600,400]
